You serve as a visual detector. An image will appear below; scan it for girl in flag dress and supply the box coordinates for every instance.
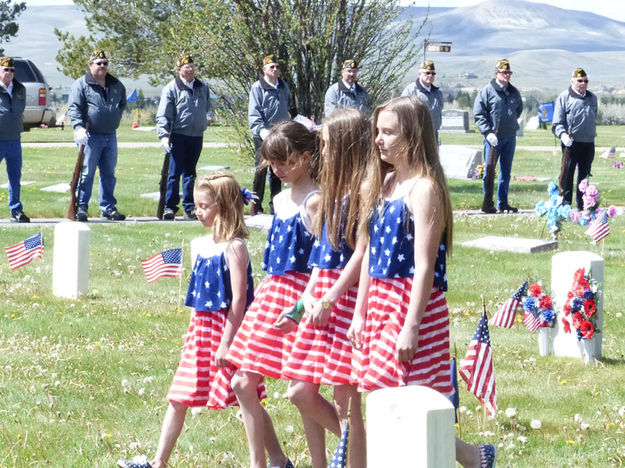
[118,173,264,468]
[347,96,496,468]
[227,120,320,468]
[278,108,369,468]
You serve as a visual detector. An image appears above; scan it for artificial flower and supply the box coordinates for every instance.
[561,268,600,341]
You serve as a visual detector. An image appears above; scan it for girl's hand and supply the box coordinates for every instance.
[215,342,231,368]
[347,314,365,349]
[310,300,332,327]
[302,291,315,315]
[273,312,298,334]
[396,325,419,362]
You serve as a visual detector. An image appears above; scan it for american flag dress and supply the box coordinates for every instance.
[166,238,265,409]
[228,193,318,380]
[283,222,359,385]
[354,198,453,395]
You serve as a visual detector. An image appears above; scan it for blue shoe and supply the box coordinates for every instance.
[117,455,152,468]
[479,444,497,468]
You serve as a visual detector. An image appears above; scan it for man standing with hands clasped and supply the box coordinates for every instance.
[474,58,523,214]
[68,50,127,222]
[324,59,370,118]
[402,60,443,143]
[0,57,29,222]
[156,54,211,220]
[552,68,598,210]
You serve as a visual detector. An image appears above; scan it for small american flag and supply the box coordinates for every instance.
[5,232,44,270]
[141,248,182,283]
[585,213,610,245]
[459,310,497,417]
[491,280,528,328]
[522,311,544,334]
[328,421,349,468]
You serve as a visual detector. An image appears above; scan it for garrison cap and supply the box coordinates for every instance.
[89,50,107,63]
[1,57,15,67]
[263,54,278,66]
[342,59,358,69]
[177,54,194,67]
[420,60,435,72]
[496,58,511,71]
[572,68,587,78]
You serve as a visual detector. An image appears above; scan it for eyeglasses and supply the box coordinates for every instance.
[422,71,436,76]
[94,61,108,67]
[576,79,589,83]
[268,65,280,70]
[2,67,15,72]
[498,71,512,75]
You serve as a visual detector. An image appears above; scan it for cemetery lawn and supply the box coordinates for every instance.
[1,126,625,466]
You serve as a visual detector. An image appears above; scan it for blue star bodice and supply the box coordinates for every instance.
[368,198,447,291]
[185,239,254,311]
[308,223,354,270]
[262,212,315,275]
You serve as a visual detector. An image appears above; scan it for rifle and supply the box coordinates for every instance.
[482,138,499,211]
[558,144,570,196]
[156,151,171,219]
[67,144,85,220]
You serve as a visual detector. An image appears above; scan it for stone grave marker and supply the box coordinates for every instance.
[367,385,455,467]
[462,236,557,254]
[551,251,603,364]
[53,221,91,299]
[439,145,481,179]
[440,109,469,133]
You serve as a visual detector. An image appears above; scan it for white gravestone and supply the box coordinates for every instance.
[366,386,455,468]
[439,145,482,179]
[53,221,92,299]
[551,251,603,364]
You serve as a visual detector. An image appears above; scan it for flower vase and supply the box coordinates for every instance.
[537,327,551,356]
[579,338,597,364]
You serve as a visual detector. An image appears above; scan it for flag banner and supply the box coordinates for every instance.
[538,101,554,123]
[522,311,544,333]
[459,310,497,417]
[585,215,610,244]
[126,89,138,103]
[5,231,44,270]
[329,421,349,468]
[446,356,460,423]
[491,280,528,328]
[141,248,182,283]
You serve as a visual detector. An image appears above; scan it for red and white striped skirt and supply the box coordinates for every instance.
[167,309,266,409]
[354,277,453,395]
[283,268,359,385]
[227,272,310,380]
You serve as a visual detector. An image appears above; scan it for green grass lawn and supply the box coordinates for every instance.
[1,126,625,466]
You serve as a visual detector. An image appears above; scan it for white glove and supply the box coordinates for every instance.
[259,128,270,140]
[74,127,88,146]
[486,133,498,147]
[560,133,573,147]
[160,137,171,153]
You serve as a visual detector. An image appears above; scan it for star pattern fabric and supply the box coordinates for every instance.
[262,212,314,275]
[185,245,254,311]
[368,198,447,291]
[308,223,353,269]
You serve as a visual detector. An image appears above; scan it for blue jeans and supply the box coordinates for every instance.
[0,138,24,215]
[80,132,118,213]
[167,133,203,214]
[483,135,516,208]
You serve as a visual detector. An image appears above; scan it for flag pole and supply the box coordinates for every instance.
[454,342,462,439]
[481,296,488,430]
[177,239,185,313]
[346,395,352,468]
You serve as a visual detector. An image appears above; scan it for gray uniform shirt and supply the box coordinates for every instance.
[324,80,370,118]
[552,88,597,143]
[248,77,294,138]
[68,71,126,134]
[156,76,211,139]
[401,80,443,131]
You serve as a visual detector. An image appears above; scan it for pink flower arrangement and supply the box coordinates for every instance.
[571,178,616,227]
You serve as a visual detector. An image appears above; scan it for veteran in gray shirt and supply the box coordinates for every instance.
[402,60,443,142]
[324,59,370,118]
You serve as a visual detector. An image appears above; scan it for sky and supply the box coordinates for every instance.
[22,0,625,23]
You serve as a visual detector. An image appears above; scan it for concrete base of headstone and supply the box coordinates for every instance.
[0,180,34,189]
[366,386,455,468]
[198,165,230,171]
[551,251,603,364]
[41,182,70,193]
[462,236,557,253]
[439,145,482,179]
[52,221,91,299]
[537,327,552,356]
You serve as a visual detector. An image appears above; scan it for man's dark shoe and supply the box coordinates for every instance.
[498,203,518,213]
[76,207,88,222]
[101,208,126,221]
[184,210,197,220]
[11,211,30,223]
[163,208,175,220]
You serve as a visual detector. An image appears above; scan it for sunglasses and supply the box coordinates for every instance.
[498,71,512,75]
[2,67,15,72]
[94,61,109,66]
[422,71,436,76]
[268,64,280,70]
[576,79,589,83]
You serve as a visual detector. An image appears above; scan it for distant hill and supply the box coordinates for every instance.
[4,0,625,94]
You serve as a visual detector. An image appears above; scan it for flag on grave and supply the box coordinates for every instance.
[141,248,182,283]
[491,280,528,328]
[5,231,44,270]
